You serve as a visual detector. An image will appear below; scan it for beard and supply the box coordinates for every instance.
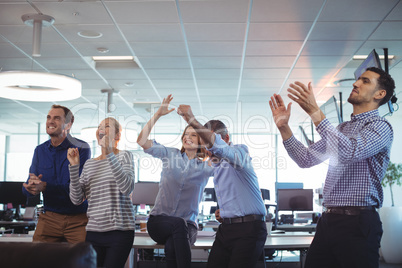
[347,91,361,105]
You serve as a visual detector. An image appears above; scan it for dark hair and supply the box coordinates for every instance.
[180,125,206,159]
[203,120,228,140]
[51,104,74,125]
[366,67,395,106]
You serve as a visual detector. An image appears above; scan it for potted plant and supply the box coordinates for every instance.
[379,161,402,264]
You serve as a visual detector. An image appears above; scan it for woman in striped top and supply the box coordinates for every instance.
[137,94,213,268]
[67,117,135,268]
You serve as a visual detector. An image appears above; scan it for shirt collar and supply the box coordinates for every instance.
[350,109,379,122]
[181,151,202,163]
[46,134,72,149]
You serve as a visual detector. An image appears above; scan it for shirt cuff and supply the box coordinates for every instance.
[207,133,226,155]
[144,139,158,154]
[283,135,297,147]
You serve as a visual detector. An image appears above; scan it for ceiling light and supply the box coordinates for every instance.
[93,56,139,69]
[0,71,81,102]
[124,82,134,87]
[22,13,55,57]
[92,56,134,61]
[353,55,395,60]
[77,30,103,39]
[97,47,110,53]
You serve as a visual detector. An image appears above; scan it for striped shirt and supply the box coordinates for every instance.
[69,150,135,232]
[283,109,393,208]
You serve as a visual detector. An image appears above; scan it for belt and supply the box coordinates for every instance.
[324,206,375,216]
[222,214,265,224]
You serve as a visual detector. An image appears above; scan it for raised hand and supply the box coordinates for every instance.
[67,148,80,166]
[156,94,176,117]
[177,104,195,124]
[287,82,325,125]
[269,94,292,129]
[287,82,319,115]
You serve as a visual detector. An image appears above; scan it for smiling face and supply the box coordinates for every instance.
[348,70,384,107]
[46,108,70,138]
[181,126,200,151]
[96,118,121,146]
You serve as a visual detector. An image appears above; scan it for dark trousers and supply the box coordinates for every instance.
[305,210,383,268]
[147,215,198,268]
[207,220,267,268]
[86,230,135,268]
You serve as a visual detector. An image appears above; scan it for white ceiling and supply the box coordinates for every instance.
[0,0,401,137]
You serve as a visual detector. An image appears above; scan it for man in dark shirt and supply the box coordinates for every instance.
[23,105,91,243]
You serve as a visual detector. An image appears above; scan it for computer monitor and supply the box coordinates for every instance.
[204,188,217,202]
[261,189,270,200]
[131,182,159,205]
[277,189,313,212]
[0,181,41,219]
[0,182,27,205]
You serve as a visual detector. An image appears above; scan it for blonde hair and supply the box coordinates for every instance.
[102,117,122,139]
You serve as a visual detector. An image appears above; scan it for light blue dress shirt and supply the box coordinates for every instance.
[208,133,266,219]
[145,140,213,226]
[283,109,393,208]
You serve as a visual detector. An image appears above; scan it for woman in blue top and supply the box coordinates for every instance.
[137,94,213,268]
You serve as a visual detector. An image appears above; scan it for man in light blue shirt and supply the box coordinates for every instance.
[177,107,267,268]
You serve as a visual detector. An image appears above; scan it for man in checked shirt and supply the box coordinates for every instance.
[269,67,395,268]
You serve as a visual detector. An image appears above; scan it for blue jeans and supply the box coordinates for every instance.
[86,230,134,268]
[147,215,198,268]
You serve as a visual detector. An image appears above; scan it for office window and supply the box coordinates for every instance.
[5,135,37,182]
[136,134,181,182]
[0,135,5,180]
[231,134,277,193]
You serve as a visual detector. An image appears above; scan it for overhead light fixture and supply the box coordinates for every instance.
[0,71,82,102]
[101,89,119,113]
[133,101,160,113]
[97,47,110,54]
[92,56,134,61]
[92,56,139,69]
[77,30,103,39]
[353,55,395,60]
[22,13,55,57]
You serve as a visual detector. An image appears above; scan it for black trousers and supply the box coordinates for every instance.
[147,215,197,268]
[305,209,383,268]
[86,230,135,268]
[207,220,267,268]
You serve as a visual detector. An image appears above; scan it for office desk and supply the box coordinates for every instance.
[276,223,316,233]
[0,233,33,242]
[1,232,314,268]
[132,231,313,268]
[0,220,36,234]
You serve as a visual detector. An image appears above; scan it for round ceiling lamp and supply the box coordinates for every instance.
[0,71,82,102]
